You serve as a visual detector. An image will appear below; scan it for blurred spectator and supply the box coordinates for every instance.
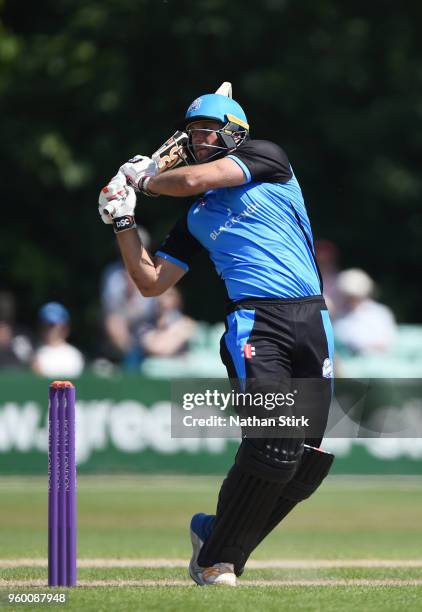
[141,287,197,358]
[100,227,158,369]
[333,269,397,354]
[32,302,84,377]
[0,291,33,369]
[315,239,341,317]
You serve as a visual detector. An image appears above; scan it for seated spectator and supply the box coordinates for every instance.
[333,269,397,354]
[32,302,84,377]
[100,227,158,369]
[315,239,341,317]
[0,291,33,369]
[141,287,197,358]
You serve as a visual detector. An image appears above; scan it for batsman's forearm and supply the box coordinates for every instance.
[147,166,207,197]
[116,229,158,294]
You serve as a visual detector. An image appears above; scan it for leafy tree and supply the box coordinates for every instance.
[1,0,421,354]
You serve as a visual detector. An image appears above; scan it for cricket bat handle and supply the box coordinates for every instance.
[104,81,232,217]
[104,131,189,217]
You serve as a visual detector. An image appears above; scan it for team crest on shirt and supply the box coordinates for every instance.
[242,343,256,359]
[322,358,333,378]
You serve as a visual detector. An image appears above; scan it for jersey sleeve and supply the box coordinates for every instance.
[227,139,293,183]
[155,212,204,271]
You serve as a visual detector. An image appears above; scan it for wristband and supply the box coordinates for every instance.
[113,215,136,233]
[139,176,159,197]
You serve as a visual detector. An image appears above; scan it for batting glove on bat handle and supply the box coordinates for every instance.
[98,184,137,233]
[119,155,159,190]
[103,203,117,217]
[98,185,127,224]
[139,176,159,197]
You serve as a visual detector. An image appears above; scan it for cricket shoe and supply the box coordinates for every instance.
[189,513,237,586]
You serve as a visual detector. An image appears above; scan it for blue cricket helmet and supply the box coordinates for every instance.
[184,94,249,131]
[183,93,249,162]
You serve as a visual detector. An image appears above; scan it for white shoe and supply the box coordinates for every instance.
[189,513,237,586]
[198,562,237,586]
[189,515,206,584]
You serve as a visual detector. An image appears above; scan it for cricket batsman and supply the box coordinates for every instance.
[98,84,335,586]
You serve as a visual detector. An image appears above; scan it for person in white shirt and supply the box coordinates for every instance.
[333,268,397,354]
[32,302,84,377]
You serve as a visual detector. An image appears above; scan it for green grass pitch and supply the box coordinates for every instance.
[1,475,422,611]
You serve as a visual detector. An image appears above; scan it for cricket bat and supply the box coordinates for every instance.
[151,81,232,173]
[103,82,232,215]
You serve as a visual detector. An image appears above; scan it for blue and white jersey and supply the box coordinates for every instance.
[156,139,321,301]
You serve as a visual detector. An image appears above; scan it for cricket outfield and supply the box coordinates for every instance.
[1,475,421,611]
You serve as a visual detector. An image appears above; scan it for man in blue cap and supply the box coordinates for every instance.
[98,87,335,586]
[32,302,84,378]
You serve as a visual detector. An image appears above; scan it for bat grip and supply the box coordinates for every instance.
[104,203,117,216]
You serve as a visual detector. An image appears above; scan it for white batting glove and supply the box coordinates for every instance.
[98,172,128,223]
[119,155,158,190]
[98,184,137,233]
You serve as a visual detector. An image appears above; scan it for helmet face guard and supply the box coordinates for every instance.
[185,121,248,163]
[182,94,249,164]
